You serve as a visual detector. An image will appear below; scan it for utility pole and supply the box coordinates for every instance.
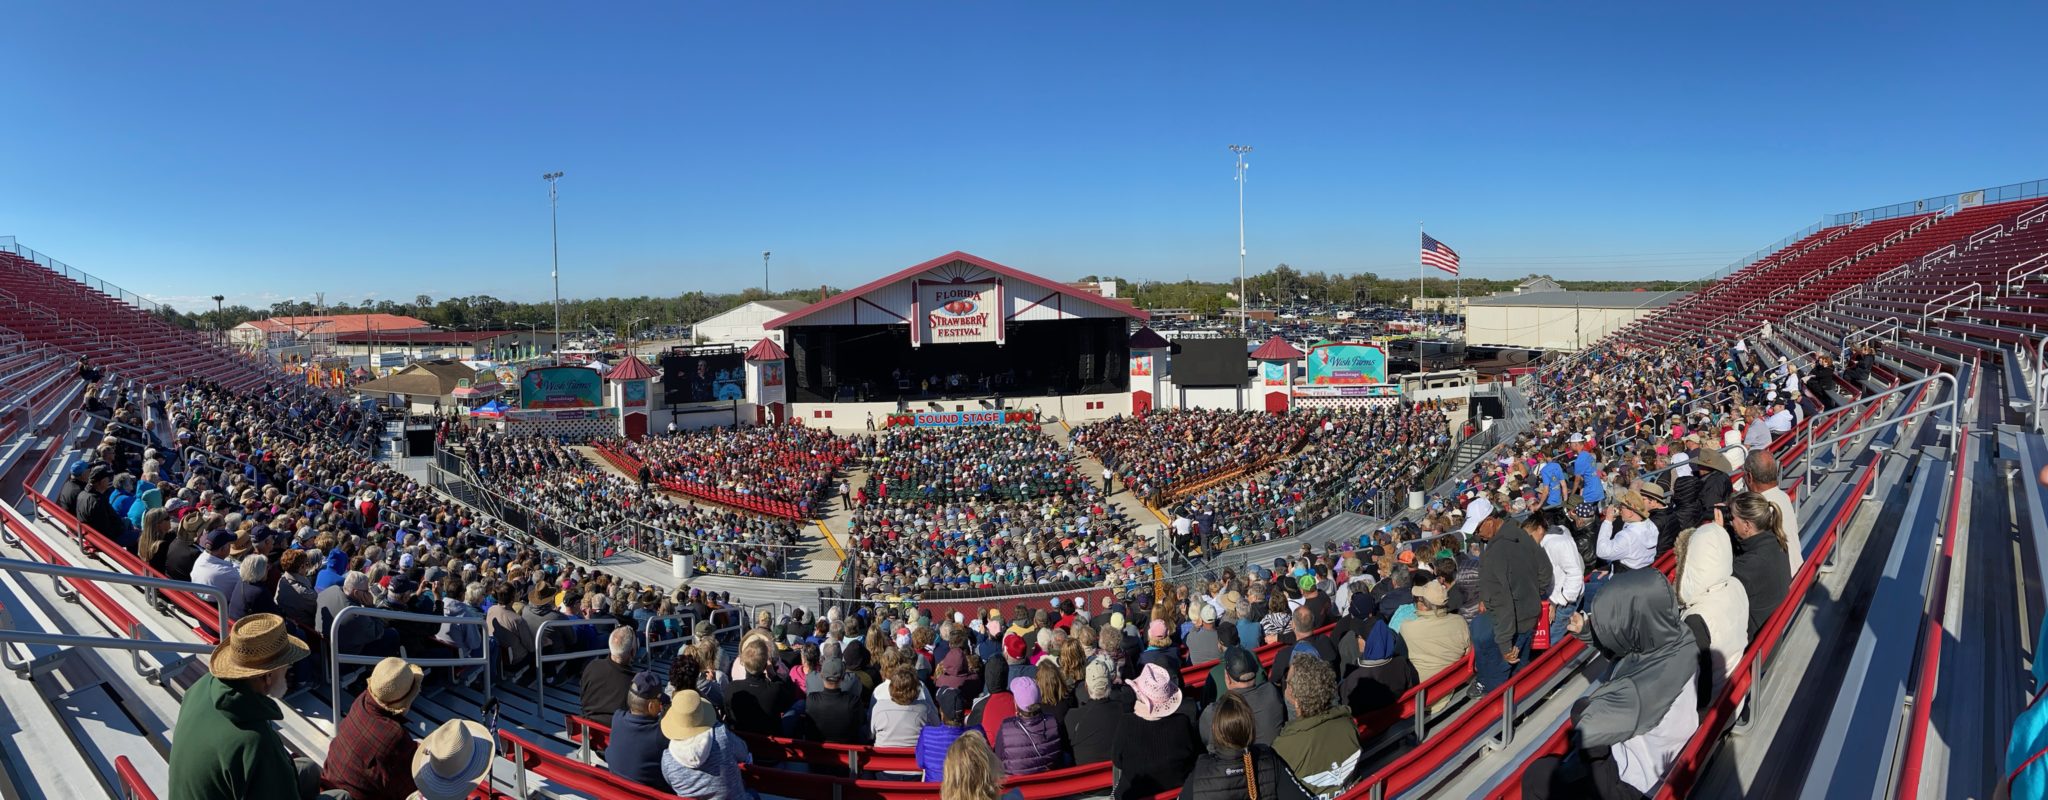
[1230,144,1253,336]
[763,251,772,293]
[543,171,565,364]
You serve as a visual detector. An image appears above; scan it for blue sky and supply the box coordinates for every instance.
[3,2,2043,310]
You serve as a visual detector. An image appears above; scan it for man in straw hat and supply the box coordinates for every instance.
[322,656,426,800]
[167,613,319,799]
[1597,488,1659,572]
[409,719,493,800]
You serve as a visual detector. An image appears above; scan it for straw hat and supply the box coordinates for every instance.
[409,719,493,800]
[367,656,426,714]
[1615,490,1650,518]
[661,690,716,742]
[209,614,310,680]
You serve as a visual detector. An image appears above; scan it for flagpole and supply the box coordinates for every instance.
[1418,221,1424,314]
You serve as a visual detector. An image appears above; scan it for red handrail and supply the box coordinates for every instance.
[114,755,157,800]
[1896,365,1976,799]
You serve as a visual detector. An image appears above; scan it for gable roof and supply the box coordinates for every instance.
[1128,327,1171,350]
[763,251,1150,329]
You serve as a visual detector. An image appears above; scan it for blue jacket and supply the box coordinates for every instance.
[660,727,755,800]
[916,724,976,782]
[605,709,668,791]
[314,550,351,593]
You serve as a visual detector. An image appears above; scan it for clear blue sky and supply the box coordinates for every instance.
[3,1,2043,311]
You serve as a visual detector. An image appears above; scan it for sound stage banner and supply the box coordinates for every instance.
[917,280,1000,345]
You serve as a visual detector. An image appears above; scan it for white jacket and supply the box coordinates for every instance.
[1677,524,1749,692]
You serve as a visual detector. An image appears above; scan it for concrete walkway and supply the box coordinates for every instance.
[574,445,843,581]
[1043,422,1171,528]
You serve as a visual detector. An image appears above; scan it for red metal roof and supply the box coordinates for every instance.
[333,329,517,345]
[1250,336,1304,360]
[604,354,658,381]
[762,251,1150,329]
[744,338,788,361]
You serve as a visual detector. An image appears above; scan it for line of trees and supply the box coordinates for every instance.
[151,264,1690,334]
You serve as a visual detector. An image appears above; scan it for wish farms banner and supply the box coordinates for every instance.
[1305,342,1388,385]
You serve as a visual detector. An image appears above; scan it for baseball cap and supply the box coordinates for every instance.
[1298,574,1317,592]
[1197,604,1218,623]
[1003,633,1026,660]
[631,670,665,699]
[1224,646,1261,682]
[203,529,236,551]
[820,657,847,681]
[1414,582,1450,608]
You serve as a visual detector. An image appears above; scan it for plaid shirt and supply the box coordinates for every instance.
[320,692,417,800]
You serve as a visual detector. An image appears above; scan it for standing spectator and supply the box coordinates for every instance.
[1200,648,1284,750]
[1522,570,1699,799]
[1571,440,1606,506]
[606,671,672,791]
[917,689,977,782]
[76,466,133,549]
[1529,514,1584,646]
[581,627,640,719]
[166,614,319,800]
[321,657,424,800]
[1272,655,1361,797]
[661,690,757,800]
[1181,692,1314,800]
[1727,493,1792,638]
[1112,663,1203,800]
[994,675,1062,775]
[1476,510,1550,693]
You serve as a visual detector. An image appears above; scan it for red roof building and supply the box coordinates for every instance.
[1249,336,1305,360]
[605,354,658,381]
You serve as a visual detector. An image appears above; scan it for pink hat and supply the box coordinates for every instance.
[1147,619,1169,639]
[1009,676,1040,708]
[1132,663,1182,721]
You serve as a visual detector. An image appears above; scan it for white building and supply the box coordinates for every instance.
[692,299,809,346]
[1465,290,1688,351]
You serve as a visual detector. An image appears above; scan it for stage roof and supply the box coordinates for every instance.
[763,251,1150,330]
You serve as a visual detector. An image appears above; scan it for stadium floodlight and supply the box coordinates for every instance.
[1230,145,1253,335]
[542,171,565,364]
[763,250,772,293]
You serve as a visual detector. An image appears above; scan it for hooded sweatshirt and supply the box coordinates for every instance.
[1572,569,1700,795]
[1676,524,1748,704]
[1338,620,1416,717]
[314,549,351,592]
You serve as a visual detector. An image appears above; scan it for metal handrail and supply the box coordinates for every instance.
[1918,284,1982,331]
[1802,372,1958,482]
[641,613,691,666]
[327,605,493,728]
[533,616,620,723]
[0,557,221,680]
[1844,317,1901,354]
[2005,253,2048,293]
[2036,336,2046,435]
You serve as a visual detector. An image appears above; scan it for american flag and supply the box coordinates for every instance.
[1421,233,1461,276]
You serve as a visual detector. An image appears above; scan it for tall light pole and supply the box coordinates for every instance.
[1229,144,1253,336]
[626,315,649,356]
[543,171,564,364]
[210,294,225,345]
[762,251,772,293]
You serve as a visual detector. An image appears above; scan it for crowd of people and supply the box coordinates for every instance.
[845,425,1151,595]
[460,431,808,578]
[1071,409,1313,502]
[598,424,857,514]
[1168,404,1453,554]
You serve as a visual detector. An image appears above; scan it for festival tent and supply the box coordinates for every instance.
[470,399,509,418]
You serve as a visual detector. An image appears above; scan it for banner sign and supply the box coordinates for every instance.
[1262,361,1287,386]
[622,380,648,408]
[912,410,1008,428]
[918,280,1000,345]
[505,407,619,421]
[519,365,604,409]
[1293,384,1403,398]
[1305,342,1388,385]
[1130,353,1153,378]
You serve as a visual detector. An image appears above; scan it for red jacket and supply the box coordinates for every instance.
[321,692,417,800]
